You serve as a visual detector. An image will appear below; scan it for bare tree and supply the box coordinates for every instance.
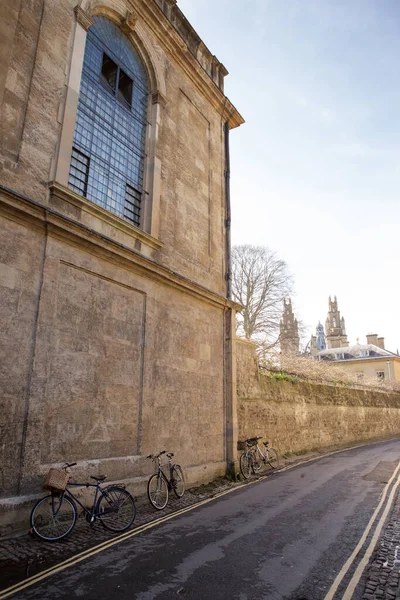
[232,245,294,348]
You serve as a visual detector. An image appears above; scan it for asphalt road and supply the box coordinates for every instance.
[6,439,400,600]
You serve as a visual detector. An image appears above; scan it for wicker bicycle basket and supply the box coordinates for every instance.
[43,468,70,492]
[237,440,246,451]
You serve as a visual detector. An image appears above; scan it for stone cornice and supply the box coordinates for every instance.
[132,0,244,129]
[0,185,240,312]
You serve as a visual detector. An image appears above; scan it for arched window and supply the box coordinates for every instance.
[68,17,149,228]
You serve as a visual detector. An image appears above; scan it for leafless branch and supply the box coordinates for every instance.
[232,245,294,348]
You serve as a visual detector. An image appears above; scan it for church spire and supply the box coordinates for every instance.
[280,298,300,355]
[325,296,349,349]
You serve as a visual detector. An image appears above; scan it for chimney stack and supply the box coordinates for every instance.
[377,337,385,350]
[366,334,378,346]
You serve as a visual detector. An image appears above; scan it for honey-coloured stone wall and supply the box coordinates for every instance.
[237,340,400,454]
[0,0,243,534]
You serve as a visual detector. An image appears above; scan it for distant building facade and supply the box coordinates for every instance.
[280,298,299,355]
[317,335,400,383]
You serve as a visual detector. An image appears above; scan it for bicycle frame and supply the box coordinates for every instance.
[254,443,267,463]
[153,456,176,490]
[52,481,105,523]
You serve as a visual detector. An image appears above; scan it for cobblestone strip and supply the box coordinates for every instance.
[361,490,400,600]
[0,446,360,590]
[0,476,243,589]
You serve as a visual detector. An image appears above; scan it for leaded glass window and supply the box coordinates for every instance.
[68,17,149,228]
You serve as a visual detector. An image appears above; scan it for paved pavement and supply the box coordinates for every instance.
[359,492,400,600]
[2,440,400,599]
[0,477,240,590]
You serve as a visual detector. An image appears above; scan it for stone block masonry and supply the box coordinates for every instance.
[237,340,400,455]
[0,0,243,535]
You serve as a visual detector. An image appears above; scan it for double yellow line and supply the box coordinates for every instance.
[1,438,397,599]
[0,484,250,599]
[324,457,400,600]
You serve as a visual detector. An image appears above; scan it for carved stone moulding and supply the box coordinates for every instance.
[121,9,139,34]
[152,91,166,107]
[74,5,93,30]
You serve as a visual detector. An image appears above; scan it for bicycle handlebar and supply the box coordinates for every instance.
[62,462,77,470]
[147,450,167,460]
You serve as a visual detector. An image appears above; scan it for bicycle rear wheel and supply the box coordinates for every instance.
[252,451,263,473]
[172,465,185,498]
[147,473,168,510]
[97,486,136,532]
[267,448,280,469]
[30,494,77,541]
[240,453,251,479]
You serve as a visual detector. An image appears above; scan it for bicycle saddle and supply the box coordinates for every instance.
[90,475,107,482]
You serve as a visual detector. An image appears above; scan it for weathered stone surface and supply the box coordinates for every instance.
[237,340,400,454]
[0,0,242,533]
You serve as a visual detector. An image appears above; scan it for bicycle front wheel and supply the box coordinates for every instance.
[240,453,251,479]
[172,465,185,498]
[147,473,168,510]
[268,448,280,469]
[97,486,136,532]
[30,494,77,541]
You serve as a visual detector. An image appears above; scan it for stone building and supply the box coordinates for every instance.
[0,0,243,530]
[325,296,349,349]
[316,335,400,383]
[280,298,299,355]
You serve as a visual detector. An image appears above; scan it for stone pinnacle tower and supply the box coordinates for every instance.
[280,298,300,355]
[325,296,349,349]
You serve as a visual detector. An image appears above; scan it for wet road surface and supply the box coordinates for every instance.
[4,438,400,600]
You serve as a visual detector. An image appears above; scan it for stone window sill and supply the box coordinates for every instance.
[49,182,162,254]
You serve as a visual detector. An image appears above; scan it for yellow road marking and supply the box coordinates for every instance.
[1,438,398,599]
[342,466,400,599]
[0,484,256,600]
[324,458,400,600]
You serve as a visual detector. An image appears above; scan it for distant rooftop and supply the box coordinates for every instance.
[318,343,398,361]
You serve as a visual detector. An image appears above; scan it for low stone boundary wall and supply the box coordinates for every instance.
[237,340,400,454]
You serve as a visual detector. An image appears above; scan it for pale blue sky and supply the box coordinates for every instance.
[178,0,400,351]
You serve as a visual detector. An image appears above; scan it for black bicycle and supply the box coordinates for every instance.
[147,451,185,510]
[30,462,136,541]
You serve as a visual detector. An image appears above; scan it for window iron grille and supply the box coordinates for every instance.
[69,148,90,196]
[68,17,148,228]
[124,185,141,227]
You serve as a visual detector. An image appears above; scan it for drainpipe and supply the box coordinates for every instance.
[224,120,231,299]
[223,120,238,479]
